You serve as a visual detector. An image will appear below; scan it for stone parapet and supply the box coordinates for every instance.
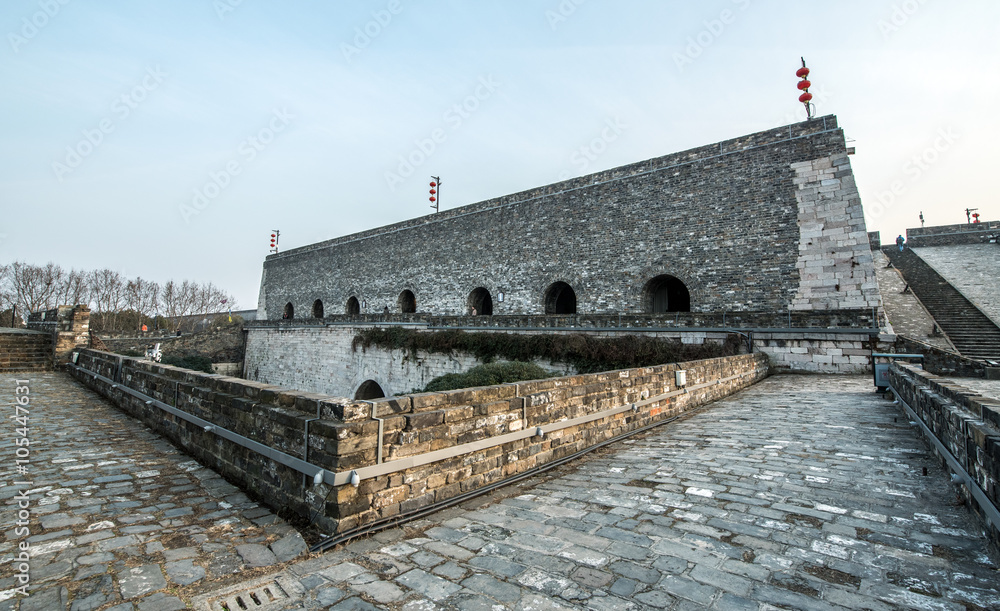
[889,363,1000,546]
[69,348,768,534]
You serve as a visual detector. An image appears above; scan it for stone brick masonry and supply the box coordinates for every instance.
[258,115,882,321]
[68,348,768,534]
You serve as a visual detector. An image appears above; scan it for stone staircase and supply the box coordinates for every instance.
[884,248,1000,363]
[0,329,52,372]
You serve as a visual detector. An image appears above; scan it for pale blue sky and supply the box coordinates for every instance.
[2,1,997,308]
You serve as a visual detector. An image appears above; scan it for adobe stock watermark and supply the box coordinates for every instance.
[213,0,245,20]
[384,75,500,192]
[546,0,587,30]
[341,0,405,61]
[557,117,627,181]
[8,0,72,54]
[179,108,294,223]
[878,0,930,40]
[51,66,167,183]
[673,0,752,73]
[867,127,959,220]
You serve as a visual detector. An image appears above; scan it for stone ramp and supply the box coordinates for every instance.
[884,247,1000,362]
[911,244,1000,329]
[0,373,307,610]
[191,375,998,610]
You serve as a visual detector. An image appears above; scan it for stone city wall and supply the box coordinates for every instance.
[27,304,90,366]
[258,115,880,320]
[68,348,768,534]
[244,318,884,399]
[906,221,1000,247]
[888,362,1000,546]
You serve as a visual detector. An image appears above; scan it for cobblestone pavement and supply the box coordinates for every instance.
[5,373,1000,610]
[874,250,955,351]
[202,374,999,610]
[0,373,307,611]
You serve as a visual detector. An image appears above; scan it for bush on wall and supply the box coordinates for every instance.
[352,328,742,374]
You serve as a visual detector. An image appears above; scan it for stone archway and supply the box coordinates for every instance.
[312,299,324,319]
[283,302,294,319]
[544,282,577,314]
[467,287,493,315]
[398,290,416,314]
[643,275,691,313]
[346,296,360,315]
[354,379,386,400]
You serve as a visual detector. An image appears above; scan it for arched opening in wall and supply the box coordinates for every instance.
[283,302,294,319]
[643,275,691,313]
[398,290,416,314]
[312,299,324,319]
[467,287,493,315]
[346,296,360,315]
[354,379,385,400]
[544,282,577,314]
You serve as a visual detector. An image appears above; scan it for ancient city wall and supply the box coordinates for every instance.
[26,304,90,366]
[259,115,880,321]
[906,220,1000,247]
[68,348,768,534]
[244,309,886,398]
[888,363,1000,546]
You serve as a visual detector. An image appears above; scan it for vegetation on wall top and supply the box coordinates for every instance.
[352,327,742,374]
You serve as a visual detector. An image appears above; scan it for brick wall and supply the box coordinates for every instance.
[27,304,90,366]
[258,116,881,321]
[244,319,879,398]
[906,221,1000,247]
[888,363,1000,546]
[68,348,768,534]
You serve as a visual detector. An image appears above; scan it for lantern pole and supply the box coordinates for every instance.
[796,57,814,120]
[429,176,440,213]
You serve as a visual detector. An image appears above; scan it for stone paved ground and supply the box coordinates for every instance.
[200,374,1000,610]
[911,245,1000,328]
[874,250,955,351]
[0,373,307,611]
[4,373,999,610]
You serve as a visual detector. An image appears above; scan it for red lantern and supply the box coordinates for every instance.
[797,80,811,90]
[796,67,810,78]
[429,189,436,194]
[429,181,437,187]
[799,92,813,103]
[429,196,436,202]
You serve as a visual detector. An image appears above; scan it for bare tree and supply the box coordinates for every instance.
[55,269,89,307]
[6,261,66,313]
[124,277,160,318]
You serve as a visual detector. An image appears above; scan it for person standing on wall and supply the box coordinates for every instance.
[896,234,905,251]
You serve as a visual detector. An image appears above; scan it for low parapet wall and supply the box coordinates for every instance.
[68,349,768,534]
[888,363,1000,546]
[895,335,989,378]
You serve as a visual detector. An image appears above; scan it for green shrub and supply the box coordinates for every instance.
[421,361,555,392]
[161,354,214,374]
[353,328,741,374]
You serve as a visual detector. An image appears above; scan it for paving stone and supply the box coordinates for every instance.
[69,574,115,611]
[235,543,277,568]
[136,592,185,611]
[460,573,521,603]
[396,569,462,601]
[119,564,167,599]
[164,559,205,586]
[269,532,308,562]
[19,585,68,611]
